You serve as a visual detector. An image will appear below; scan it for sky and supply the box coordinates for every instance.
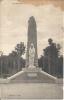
[0,0,64,58]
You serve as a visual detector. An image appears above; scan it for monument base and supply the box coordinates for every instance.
[23,66,40,72]
[7,67,57,83]
[27,73,37,77]
[23,67,40,78]
[28,65,36,69]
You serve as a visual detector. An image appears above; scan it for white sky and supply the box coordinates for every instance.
[0,0,64,58]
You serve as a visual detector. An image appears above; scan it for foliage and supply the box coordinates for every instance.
[15,42,25,56]
[38,38,63,78]
[0,42,25,78]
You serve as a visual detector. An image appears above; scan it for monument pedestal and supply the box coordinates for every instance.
[7,67,57,83]
[22,67,38,78]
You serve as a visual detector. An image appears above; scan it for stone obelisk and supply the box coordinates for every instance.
[26,16,38,67]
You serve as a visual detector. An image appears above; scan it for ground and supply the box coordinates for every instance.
[0,82,63,100]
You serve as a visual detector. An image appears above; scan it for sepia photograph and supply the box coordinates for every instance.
[0,0,64,99]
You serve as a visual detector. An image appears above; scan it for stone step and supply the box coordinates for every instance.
[8,68,57,83]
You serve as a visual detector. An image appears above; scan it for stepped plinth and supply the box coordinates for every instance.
[7,67,57,83]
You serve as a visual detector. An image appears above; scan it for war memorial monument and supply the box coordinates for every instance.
[7,16,57,83]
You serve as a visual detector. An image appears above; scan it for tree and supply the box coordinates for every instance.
[58,55,63,78]
[38,55,43,69]
[0,51,3,77]
[15,42,25,71]
[0,42,25,78]
[43,38,62,76]
[8,51,18,74]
